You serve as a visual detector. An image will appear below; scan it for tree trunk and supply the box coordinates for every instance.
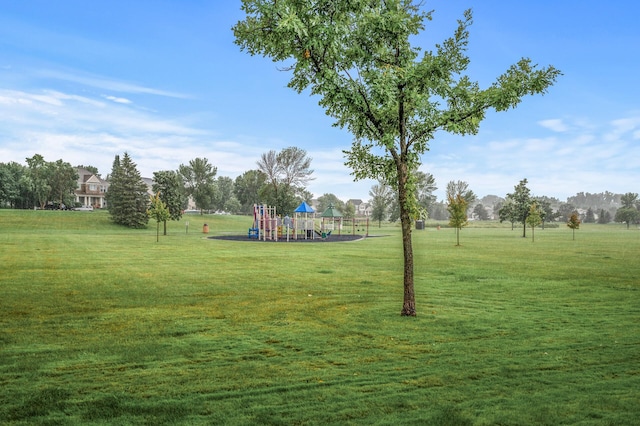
[163,220,167,236]
[397,165,416,317]
[522,221,527,238]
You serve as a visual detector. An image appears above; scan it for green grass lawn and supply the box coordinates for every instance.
[1,209,638,425]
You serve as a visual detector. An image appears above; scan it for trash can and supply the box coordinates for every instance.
[203,223,209,234]
[415,220,424,230]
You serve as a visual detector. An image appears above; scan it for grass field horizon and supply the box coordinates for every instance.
[1,209,638,424]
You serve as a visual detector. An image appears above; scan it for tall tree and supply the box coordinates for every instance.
[234,170,267,214]
[584,207,596,223]
[25,154,50,209]
[614,193,640,229]
[620,192,639,209]
[473,203,489,220]
[498,198,518,230]
[0,162,25,208]
[212,176,236,212]
[343,201,356,219]
[235,2,560,316]
[614,207,638,229]
[534,197,554,228]
[387,169,434,222]
[501,179,533,237]
[179,158,217,214]
[428,201,448,221]
[257,147,314,214]
[597,209,612,224]
[446,181,477,207]
[369,183,393,227]
[416,172,437,214]
[46,159,78,208]
[557,202,578,222]
[106,153,149,228]
[152,170,187,235]
[278,146,314,188]
[316,193,345,214]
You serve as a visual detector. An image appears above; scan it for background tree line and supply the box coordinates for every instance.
[0,154,78,209]
[2,154,637,230]
[0,152,640,234]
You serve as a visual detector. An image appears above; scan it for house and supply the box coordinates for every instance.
[347,199,372,216]
[141,177,155,196]
[75,168,109,208]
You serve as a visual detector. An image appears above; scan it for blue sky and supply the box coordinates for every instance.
[1,1,638,202]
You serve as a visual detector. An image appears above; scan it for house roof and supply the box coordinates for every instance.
[76,168,107,185]
[321,203,343,217]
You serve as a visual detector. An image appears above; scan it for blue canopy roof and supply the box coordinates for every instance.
[294,201,315,213]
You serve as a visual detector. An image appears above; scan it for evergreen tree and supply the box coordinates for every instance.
[106,153,149,228]
[597,209,611,224]
[584,208,596,223]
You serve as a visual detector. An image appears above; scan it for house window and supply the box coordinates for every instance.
[89,184,97,191]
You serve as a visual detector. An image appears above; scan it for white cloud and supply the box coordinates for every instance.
[2,80,639,203]
[604,116,640,142]
[104,95,132,104]
[538,118,568,132]
[36,69,190,99]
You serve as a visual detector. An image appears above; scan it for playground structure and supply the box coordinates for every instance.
[321,216,370,237]
[248,203,369,241]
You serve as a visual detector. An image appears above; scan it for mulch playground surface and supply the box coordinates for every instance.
[209,234,374,243]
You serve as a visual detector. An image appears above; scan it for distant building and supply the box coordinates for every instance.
[141,177,155,196]
[347,199,371,216]
[74,168,156,209]
[75,168,109,208]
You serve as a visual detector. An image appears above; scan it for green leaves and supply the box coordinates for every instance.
[148,192,170,224]
[235,0,560,314]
